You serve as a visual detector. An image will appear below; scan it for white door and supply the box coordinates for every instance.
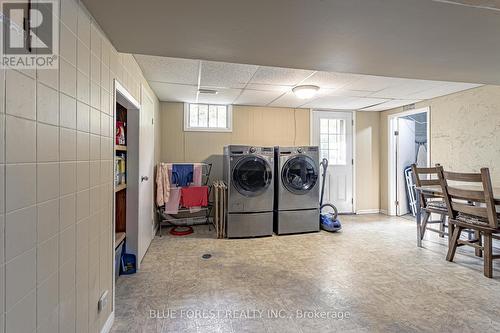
[396,118,415,216]
[312,111,353,213]
[138,87,155,261]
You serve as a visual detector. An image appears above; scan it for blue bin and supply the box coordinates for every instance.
[120,252,137,275]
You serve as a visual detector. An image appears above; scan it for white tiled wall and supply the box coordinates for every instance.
[0,0,160,332]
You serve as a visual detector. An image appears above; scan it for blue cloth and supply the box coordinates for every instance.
[172,164,193,187]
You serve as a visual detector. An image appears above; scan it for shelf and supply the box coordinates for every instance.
[115,145,127,152]
[115,232,126,249]
[115,184,127,192]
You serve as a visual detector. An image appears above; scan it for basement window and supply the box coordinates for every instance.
[184,103,232,132]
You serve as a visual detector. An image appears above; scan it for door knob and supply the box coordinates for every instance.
[141,176,149,182]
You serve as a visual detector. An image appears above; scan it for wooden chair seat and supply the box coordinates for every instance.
[456,213,500,229]
[451,216,500,233]
[426,200,446,209]
[425,200,448,214]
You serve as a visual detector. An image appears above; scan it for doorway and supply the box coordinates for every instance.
[311,110,354,213]
[388,107,430,216]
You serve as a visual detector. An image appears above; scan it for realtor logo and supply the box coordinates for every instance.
[1,0,59,69]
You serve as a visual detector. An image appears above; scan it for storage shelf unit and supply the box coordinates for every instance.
[115,102,128,248]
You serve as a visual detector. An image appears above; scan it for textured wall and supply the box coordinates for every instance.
[0,0,159,332]
[379,85,500,213]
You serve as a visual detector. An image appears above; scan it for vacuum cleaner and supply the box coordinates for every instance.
[319,158,342,232]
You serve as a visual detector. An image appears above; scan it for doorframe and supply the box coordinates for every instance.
[309,109,356,213]
[111,79,140,326]
[139,84,157,251]
[387,106,430,216]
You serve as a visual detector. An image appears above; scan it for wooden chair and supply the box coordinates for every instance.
[438,167,500,278]
[411,164,448,240]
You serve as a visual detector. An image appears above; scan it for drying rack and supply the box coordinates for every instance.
[156,162,214,236]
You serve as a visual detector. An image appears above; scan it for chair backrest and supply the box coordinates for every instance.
[438,167,498,229]
[411,164,442,208]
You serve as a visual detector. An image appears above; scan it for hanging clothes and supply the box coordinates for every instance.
[192,163,203,186]
[165,187,182,214]
[155,163,170,206]
[172,164,194,187]
[416,144,427,166]
[180,186,209,208]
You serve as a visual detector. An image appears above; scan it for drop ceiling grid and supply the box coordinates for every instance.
[134,54,483,111]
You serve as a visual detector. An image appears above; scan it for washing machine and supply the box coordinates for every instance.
[223,145,274,238]
[274,146,320,235]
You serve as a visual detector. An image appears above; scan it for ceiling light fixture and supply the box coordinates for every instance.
[292,85,320,99]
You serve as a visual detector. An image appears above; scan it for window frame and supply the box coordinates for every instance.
[319,118,347,166]
[183,103,233,132]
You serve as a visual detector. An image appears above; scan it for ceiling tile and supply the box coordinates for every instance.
[303,96,390,110]
[370,80,448,99]
[269,92,311,108]
[234,89,283,106]
[328,89,374,98]
[361,99,423,111]
[301,71,359,89]
[244,83,292,92]
[197,88,242,104]
[344,75,406,92]
[405,82,481,100]
[149,82,198,102]
[134,54,200,85]
[250,66,314,86]
[200,61,258,88]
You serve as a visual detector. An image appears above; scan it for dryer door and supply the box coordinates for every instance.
[232,156,272,197]
[282,155,319,195]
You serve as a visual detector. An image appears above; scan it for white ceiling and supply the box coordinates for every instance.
[136,55,481,111]
[83,0,500,85]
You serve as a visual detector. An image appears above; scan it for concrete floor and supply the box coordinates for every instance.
[111,214,500,333]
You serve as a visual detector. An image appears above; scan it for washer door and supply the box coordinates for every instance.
[282,155,318,195]
[232,156,272,197]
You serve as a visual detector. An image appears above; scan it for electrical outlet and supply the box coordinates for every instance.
[98,290,109,312]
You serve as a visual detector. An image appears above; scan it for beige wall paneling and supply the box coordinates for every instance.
[159,103,310,180]
[159,103,380,211]
[355,112,380,213]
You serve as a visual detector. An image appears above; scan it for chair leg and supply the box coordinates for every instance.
[439,214,446,238]
[474,230,483,258]
[420,211,430,240]
[448,223,455,248]
[446,226,462,262]
[484,233,493,278]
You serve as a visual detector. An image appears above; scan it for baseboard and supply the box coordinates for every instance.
[356,209,380,215]
[153,223,159,237]
[380,209,389,215]
[100,311,114,333]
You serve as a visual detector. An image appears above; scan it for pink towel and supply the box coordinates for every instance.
[190,164,204,212]
[165,187,181,214]
[192,163,203,186]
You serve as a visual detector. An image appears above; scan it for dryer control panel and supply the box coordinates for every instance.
[226,145,274,156]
